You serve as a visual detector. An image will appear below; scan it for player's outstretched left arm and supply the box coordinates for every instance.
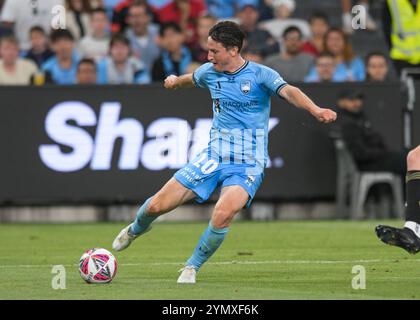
[279,85,337,124]
[164,74,195,90]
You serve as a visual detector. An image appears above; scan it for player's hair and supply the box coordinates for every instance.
[282,25,302,39]
[50,29,75,43]
[77,58,97,71]
[208,21,245,52]
[159,22,182,37]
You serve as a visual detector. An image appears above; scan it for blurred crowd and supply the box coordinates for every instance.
[0,0,417,86]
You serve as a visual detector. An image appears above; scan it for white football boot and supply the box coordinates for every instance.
[112,223,150,251]
[177,266,197,284]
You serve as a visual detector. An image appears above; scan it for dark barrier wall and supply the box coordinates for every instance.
[0,83,405,205]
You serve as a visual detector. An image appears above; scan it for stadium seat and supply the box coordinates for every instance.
[333,138,404,219]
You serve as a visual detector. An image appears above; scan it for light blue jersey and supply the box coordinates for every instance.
[193,61,287,173]
[174,61,287,207]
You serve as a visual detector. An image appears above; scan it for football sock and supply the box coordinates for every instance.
[130,197,157,235]
[186,222,229,271]
[404,171,420,236]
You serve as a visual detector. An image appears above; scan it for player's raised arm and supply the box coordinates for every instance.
[164,73,195,90]
[279,85,337,124]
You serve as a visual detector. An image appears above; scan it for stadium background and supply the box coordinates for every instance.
[0,0,418,223]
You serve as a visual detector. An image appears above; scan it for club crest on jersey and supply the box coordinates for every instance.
[240,80,251,94]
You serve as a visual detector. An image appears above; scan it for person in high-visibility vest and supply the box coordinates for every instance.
[383,0,420,75]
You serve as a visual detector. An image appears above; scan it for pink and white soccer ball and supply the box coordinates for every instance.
[79,248,117,284]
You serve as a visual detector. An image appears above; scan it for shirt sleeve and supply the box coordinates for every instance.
[192,62,212,89]
[257,64,288,96]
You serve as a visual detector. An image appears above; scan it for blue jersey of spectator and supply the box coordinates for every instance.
[41,51,80,85]
[305,57,366,82]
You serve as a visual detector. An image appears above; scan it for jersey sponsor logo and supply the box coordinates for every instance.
[240,80,251,94]
[245,175,256,187]
[221,100,258,112]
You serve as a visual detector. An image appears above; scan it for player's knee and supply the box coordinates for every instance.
[146,197,164,215]
[407,147,420,170]
[212,205,235,228]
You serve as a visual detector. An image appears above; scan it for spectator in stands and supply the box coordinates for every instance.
[150,0,206,45]
[341,0,377,34]
[65,0,93,42]
[258,0,275,22]
[0,35,38,85]
[76,57,97,84]
[264,26,314,83]
[25,26,55,68]
[204,0,259,20]
[336,88,407,215]
[111,0,134,33]
[336,89,406,176]
[152,22,192,82]
[304,52,340,83]
[79,8,111,62]
[306,28,365,82]
[0,0,64,52]
[302,12,330,57]
[365,51,392,82]
[237,3,279,59]
[383,0,420,76]
[125,2,160,72]
[103,0,124,19]
[259,0,311,44]
[97,33,150,84]
[189,14,216,64]
[242,47,263,64]
[42,29,80,85]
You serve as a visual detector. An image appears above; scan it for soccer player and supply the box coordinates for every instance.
[376,146,420,253]
[112,21,337,283]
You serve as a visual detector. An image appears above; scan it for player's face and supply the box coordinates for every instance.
[207,37,236,72]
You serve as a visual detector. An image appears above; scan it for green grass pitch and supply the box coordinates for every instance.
[0,220,419,300]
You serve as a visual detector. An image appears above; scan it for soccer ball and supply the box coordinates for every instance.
[79,248,117,284]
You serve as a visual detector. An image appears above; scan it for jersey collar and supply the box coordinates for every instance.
[223,60,249,75]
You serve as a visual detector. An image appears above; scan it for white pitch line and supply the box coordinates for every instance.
[0,259,419,269]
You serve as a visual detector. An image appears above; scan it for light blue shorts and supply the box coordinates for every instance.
[174,150,264,208]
